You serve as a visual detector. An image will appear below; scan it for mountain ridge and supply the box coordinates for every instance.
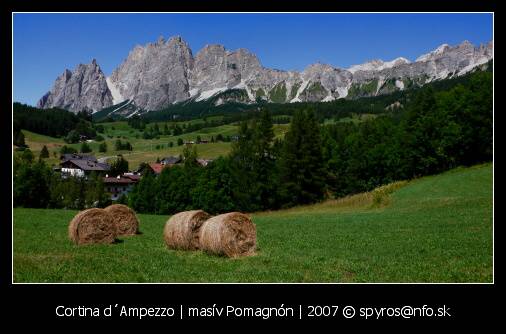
[37,37,493,114]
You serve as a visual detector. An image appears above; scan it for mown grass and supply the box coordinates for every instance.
[13,163,492,283]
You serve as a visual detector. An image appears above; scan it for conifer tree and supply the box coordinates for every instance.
[230,120,258,211]
[252,109,277,209]
[279,109,326,206]
[39,145,49,159]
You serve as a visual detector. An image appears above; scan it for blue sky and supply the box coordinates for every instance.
[13,13,493,106]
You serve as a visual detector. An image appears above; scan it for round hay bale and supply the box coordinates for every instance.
[163,210,212,250]
[199,212,256,258]
[104,204,139,236]
[68,208,117,245]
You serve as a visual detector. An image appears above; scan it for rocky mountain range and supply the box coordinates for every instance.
[37,36,493,114]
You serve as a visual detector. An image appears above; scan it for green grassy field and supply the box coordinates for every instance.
[323,113,379,125]
[21,122,290,169]
[13,163,492,283]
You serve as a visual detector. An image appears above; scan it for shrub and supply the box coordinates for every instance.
[80,142,92,153]
[65,130,80,144]
[60,145,77,155]
[99,142,107,153]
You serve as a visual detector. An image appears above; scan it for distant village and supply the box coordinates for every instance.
[56,153,212,201]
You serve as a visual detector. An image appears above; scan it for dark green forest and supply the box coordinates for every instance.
[13,103,101,143]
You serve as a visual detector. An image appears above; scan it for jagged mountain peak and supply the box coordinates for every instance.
[416,43,452,62]
[167,35,189,46]
[37,59,112,112]
[348,56,410,74]
[156,35,165,44]
[62,68,73,80]
[459,40,473,47]
[305,62,338,71]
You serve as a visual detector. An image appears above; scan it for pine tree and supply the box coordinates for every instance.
[229,120,259,211]
[40,145,49,159]
[252,109,277,209]
[128,172,157,213]
[14,129,26,147]
[183,145,198,168]
[279,109,326,207]
[110,155,129,176]
[403,86,443,177]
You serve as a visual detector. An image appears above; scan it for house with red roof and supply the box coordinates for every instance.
[103,173,141,201]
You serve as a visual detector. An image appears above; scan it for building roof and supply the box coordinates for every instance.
[61,154,97,163]
[149,163,166,174]
[64,159,110,171]
[123,174,141,181]
[103,176,136,184]
[161,156,182,165]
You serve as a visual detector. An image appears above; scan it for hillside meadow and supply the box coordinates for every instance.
[22,121,290,169]
[13,163,492,283]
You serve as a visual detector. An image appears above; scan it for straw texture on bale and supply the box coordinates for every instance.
[104,204,140,236]
[164,210,212,250]
[199,212,256,258]
[68,208,117,245]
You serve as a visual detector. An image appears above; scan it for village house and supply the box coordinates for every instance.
[138,162,168,176]
[136,155,212,177]
[160,156,182,166]
[196,158,213,167]
[103,173,140,201]
[59,154,110,178]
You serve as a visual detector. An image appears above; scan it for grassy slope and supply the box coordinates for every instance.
[13,163,492,283]
[21,122,290,169]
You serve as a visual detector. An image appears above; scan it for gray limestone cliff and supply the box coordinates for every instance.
[37,59,113,113]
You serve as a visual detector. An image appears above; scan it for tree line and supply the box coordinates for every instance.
[13,150,110,209]
[13,103,101,144]
[127,70,492,214]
